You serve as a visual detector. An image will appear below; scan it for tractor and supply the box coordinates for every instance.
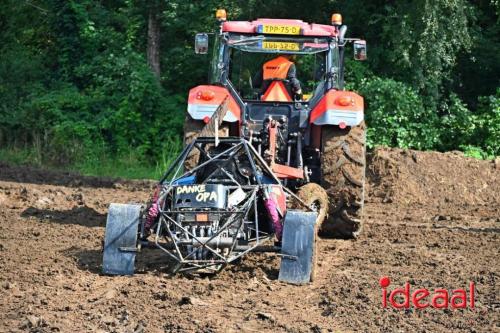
[102,10,367,284]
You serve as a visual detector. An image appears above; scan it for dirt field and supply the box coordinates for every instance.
[0,148,498,332]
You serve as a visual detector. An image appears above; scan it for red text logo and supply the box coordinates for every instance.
[380,276,475,309]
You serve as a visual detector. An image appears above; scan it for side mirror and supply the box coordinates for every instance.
[195,33,209,54]
[353,40,367,61]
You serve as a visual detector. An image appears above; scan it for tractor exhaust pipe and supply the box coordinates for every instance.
[338,25,348,89]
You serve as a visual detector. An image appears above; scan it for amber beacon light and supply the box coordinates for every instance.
[216,9,227,21]
[331,13,342,26]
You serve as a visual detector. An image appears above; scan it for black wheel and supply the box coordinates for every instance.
[295,183,329,229]
[320,122,366,239]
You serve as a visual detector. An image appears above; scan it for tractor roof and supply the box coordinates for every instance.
[222,19,337,37]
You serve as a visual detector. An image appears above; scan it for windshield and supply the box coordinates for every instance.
[228,34,329,54]
[227,35,329,100]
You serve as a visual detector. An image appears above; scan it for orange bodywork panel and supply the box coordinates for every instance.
[271,164,304,179]
[187,85,241,122]
[310,90,364,126]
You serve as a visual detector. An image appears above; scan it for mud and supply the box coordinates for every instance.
[0,148,498,332]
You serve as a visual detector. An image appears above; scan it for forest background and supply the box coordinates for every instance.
[0,0,498,178]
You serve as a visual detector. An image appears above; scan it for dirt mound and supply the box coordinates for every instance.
[368,147,500,206]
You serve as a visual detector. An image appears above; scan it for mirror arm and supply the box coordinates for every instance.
[341,38,360,46]
[338,25,347,45]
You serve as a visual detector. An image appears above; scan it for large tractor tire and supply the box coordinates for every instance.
[320,122,366,239]
[183,116,205,170]
[183,115,229,170]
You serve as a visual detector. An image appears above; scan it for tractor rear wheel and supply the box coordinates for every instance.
[320,122,366,239]
[182,116,229,170]
[183,116,205,170]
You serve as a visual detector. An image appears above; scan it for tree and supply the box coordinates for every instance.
[147,4,161,79]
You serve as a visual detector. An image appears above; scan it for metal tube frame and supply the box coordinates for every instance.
[152,137,278,273]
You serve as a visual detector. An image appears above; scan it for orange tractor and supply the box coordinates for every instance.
[186,10,367,238]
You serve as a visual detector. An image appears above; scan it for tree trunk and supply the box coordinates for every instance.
[147,10,160,79]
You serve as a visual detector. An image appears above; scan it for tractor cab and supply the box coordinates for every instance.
[221,33,331,101]
[223,30,339,143]
[193,14,346,117]
[192,12,365,118]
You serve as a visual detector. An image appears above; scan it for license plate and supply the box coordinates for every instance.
[259,25,301,35]
[262,41,300,51]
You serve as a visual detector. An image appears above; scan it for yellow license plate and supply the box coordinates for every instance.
[262,41,300,51]
[260,25,301,35]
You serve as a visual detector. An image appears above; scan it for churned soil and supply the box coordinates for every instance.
[0,148,498,332]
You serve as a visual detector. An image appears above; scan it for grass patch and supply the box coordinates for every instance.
[0,145,182,180]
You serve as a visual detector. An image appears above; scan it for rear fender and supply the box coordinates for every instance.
[102,203,141,275]
[278,210,318,284]
[310,90,364,126]
[187,85,241,123]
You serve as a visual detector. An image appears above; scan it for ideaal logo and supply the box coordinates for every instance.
[380,276,475,309]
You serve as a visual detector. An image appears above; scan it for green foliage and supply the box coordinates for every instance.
[439,94,478,151]
[339,0,475,108]
[357,77,440,150]
[358,80,498,158]
[439,89,499,158]
[0,0,498,180]
[0,0,185,172]
[474,89,500,157]
[0,144,182,180]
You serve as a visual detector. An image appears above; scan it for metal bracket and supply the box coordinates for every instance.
[277,253,298,261]
[119,247,138,253]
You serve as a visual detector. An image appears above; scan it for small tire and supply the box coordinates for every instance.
[294,183,329,230]
[320,122,366,239]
